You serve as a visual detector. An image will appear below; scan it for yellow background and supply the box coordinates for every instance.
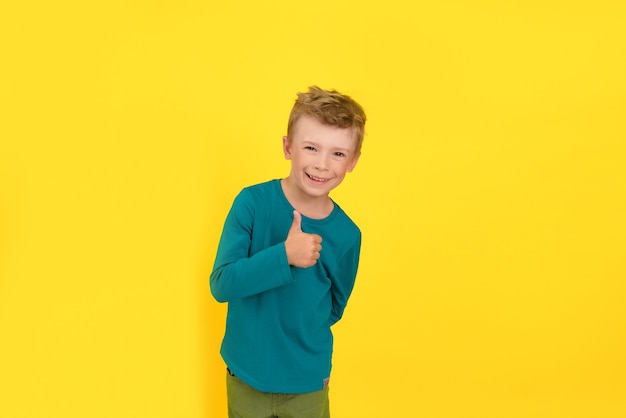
[1,1,625,417]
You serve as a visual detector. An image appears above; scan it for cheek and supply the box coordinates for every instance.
[334,161,352,174]
[291,155,310,171]
[291,154,306,165]
[346,157,359,172]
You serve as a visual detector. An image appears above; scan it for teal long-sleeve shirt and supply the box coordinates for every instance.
[210,179,361,394]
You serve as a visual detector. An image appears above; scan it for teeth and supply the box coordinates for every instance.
[308,174,327,181]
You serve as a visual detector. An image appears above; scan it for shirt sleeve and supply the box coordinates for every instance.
[209,190,294,303]
[329,234,361,325]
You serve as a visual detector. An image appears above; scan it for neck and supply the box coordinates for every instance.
[280,178,334,219]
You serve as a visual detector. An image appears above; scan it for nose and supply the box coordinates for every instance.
[314,153,330,171]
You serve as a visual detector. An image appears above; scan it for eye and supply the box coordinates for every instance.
[304,146,316,151]
[334,152,346,158]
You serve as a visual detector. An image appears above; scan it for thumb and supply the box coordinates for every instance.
[289,210,302,233]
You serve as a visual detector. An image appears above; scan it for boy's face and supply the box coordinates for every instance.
[283,115,360,201]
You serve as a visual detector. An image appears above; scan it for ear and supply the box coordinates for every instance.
[346,151,361,173]
[283,136,292,160]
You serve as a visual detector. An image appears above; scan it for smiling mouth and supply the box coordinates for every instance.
[306,173,330,183]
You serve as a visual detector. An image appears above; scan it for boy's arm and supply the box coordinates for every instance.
[209,191,294,303]
[329,235,361,326]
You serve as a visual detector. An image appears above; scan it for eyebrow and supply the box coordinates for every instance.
[302,141,352,153]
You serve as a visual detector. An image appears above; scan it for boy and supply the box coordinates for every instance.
[210,86,366,418]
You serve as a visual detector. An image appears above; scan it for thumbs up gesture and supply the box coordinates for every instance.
[285,210,322,268]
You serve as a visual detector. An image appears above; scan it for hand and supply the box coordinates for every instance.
[285,210,322,268]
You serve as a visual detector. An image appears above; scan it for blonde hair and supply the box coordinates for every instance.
[287,86,367,153]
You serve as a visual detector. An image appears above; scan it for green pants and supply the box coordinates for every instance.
[226,370,330,418]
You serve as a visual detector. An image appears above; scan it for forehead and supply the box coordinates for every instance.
[291,116,357,149]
